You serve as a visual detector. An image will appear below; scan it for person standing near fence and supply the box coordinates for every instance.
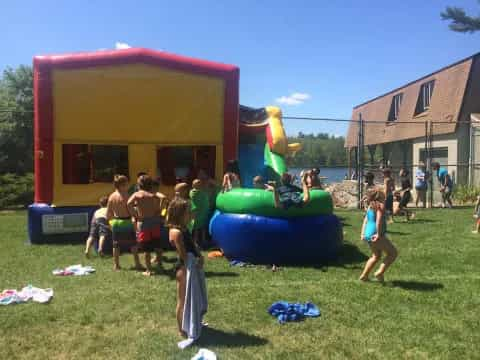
[415,162,428,208]
[432,162,453,209]
[382,168,395,223]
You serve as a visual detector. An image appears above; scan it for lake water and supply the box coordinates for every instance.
[289,167,348,184]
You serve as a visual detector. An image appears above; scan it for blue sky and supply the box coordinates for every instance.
[2,0,480,136]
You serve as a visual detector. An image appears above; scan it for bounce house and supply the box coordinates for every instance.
[29,47,342,265]
[29,48,238,243]
[210,106,342,265]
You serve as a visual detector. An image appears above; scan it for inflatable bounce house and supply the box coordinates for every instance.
[29,48,238,243]
[29,47,342,264]
[210,105,342,265]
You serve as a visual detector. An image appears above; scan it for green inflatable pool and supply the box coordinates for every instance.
[216,188,333,218]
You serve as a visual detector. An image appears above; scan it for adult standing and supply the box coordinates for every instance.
[431,162,453,208]
[415,162,428,208]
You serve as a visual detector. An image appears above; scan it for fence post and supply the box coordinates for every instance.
[469,121,473,186]
[357,113,364,209]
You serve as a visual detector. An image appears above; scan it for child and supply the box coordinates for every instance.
[473,195,480,234]
[253,175,275,191]
[361,172,375,209]
[308,168,323,189]
[383,168,395,223]
[127,175,162,276]
[151,178,169,267]
[190,179,210,249]
[167,197,205,339]
[222,160,241,192]
[360,188,398,283]
[397,168,415,221]
[273,172,310,209]
[106,175,142,271]
[84,196,110,258]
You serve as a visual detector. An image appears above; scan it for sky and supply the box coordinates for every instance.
[2,0,480,136]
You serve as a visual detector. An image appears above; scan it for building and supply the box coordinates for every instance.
[345,52,480,188]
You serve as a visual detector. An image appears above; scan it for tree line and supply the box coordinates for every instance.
[286,133,347,168]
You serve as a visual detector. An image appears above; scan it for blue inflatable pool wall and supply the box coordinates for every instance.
[28,203,97,245]
[210,211,343,265]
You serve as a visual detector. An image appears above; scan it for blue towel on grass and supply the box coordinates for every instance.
[268,301,320,324]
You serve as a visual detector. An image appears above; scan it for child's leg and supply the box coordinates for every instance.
[85,236,94,257]
[176,266,187,336]
[360,246,382,281]
[143,252,152,276]
[153,248,163,266]
[113,244,121,270]
[374,237,398,280]
[131,245,143,270]
[98,235,105,256]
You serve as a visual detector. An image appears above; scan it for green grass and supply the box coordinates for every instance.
[0,208,479,359]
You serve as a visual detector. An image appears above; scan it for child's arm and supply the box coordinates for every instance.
[126,194,137,219]
[302,177,311,203]
[222,174,230,192]
[374,207,385,241]
[170,229,187,263]
[360,216,367,241]
[106,197,114,221]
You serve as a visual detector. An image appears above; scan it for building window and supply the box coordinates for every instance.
[415,80,435,115]
[157,146,216,186]
[62,144,129,184]
[388,93,403,122]
[419,146,448,165]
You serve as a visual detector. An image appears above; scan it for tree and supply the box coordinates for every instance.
[0,65,34,174]
[441,2,480,33]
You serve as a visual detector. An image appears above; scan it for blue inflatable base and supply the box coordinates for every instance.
[210,212,343,265]
[28,203,97,245]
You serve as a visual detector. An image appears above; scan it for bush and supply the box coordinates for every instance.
[0,173,34,209]
[453,185,480,205]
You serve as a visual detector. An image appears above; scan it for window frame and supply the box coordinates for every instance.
[415,80,435,115]
[388,93,403,122]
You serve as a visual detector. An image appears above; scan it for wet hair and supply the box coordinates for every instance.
[137,172,147,179]
[99,196,108,207]
[253,175,264,185]
[166,197,190,228]
[192,179,202,189]
[152,178,160,188]
[365,172,374,182]
[113,175,129,189]
[174,182,189,197]
[382,168,392,177]
[400,168,410,177]
[226,160,240,174]
[366,187,386,205]
[137,175,153,191]
[281,173,293,185]
[312,168,320,176]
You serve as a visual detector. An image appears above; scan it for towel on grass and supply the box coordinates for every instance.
[192,348,217,360]
[0,285,53,305]
[52,264,95,276]
[178,253,208,349]
[268,301,320,324]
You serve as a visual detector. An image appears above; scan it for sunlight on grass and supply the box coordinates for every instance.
[0,209,478,359]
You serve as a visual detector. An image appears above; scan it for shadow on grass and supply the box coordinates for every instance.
[390,280,444,291]
[331,243,369,267]
[387,230,409,236]
[409,218,438,224]
[337,217,351,227]
[196,327,268,348]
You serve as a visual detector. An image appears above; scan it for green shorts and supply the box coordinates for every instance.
[109,218,136,250]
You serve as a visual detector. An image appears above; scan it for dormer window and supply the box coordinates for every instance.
[388,93,403,122]
[415,80,435,115]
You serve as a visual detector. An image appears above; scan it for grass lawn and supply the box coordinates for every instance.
[0,208,479,359]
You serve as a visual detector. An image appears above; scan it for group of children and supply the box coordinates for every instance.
[84,172,214,276]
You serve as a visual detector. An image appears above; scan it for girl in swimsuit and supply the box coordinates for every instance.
[167,197,204,338]
[360,188,398,283]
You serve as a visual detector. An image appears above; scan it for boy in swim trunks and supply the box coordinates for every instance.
[151,178,169,267]
[383,168,395,223]
[107,175,142,271]
[127,175,162,276]
[84,196,110,258]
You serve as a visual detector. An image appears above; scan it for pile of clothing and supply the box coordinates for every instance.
[0,285,53,305]
[268,301,320,324]
[52,264,95,276]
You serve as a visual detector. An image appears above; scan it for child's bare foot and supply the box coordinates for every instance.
[472,230,479,234]
[178,330,187,338]
[359,275,369,282]
[142,270,153,277]
[132,265,146,272]
[272,264,278,272]
[409,213,415,220]
[113,265,121,271]
[374,272,385,283]
[84,251,90,259]
[98,250,104,257]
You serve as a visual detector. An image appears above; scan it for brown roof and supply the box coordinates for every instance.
[345,54,477,147]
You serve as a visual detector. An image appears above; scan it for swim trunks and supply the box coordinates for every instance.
[136,217,163,252]
[110,218,136,250]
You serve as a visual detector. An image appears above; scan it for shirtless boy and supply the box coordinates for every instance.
[127,175,162,276]
[106,175,142,271]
